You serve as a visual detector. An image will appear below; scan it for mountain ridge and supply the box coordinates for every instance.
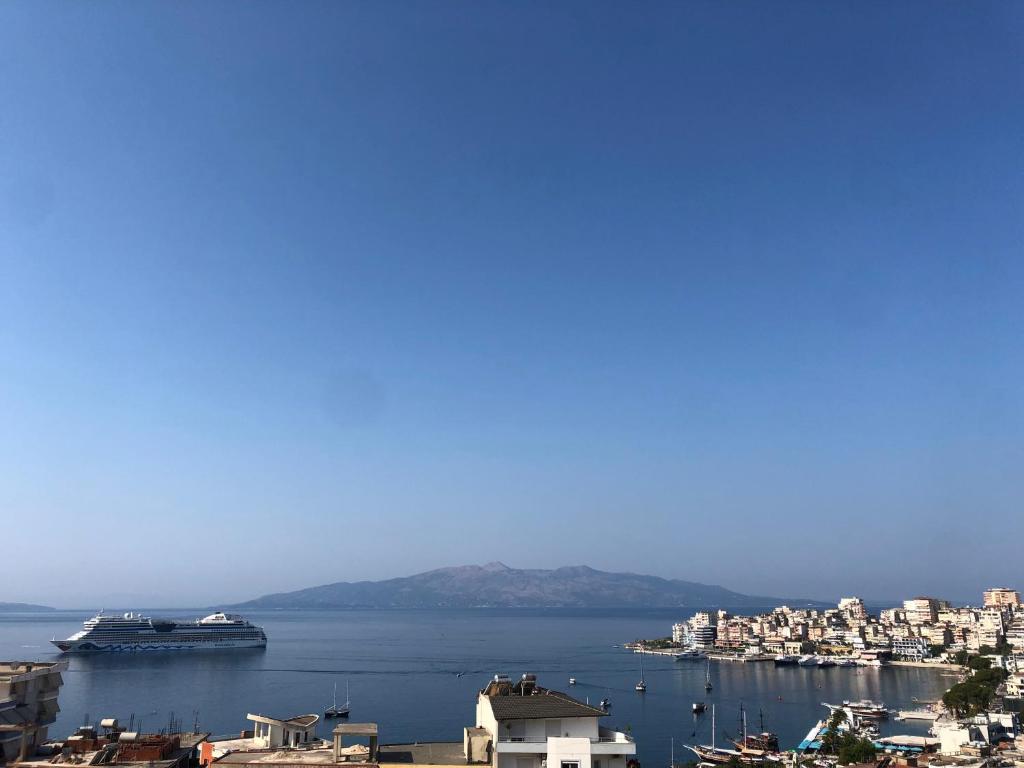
[228,563,828,610]
[0,601,55,612]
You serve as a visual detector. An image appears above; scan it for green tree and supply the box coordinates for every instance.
[821,709,847,754]
[837,736,876,765]
[968,655,992,671]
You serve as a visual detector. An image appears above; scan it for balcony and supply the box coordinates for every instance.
[495,729,635,754]
[497,735,633,745]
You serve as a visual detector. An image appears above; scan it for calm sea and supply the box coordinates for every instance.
[0,609,951,766]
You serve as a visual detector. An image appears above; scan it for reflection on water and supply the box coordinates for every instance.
[0,609,949,765]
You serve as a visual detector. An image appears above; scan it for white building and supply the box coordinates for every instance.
[903,598,940,626]
[891,637,930,660]
[671,623,686,644]
[475,675,635,768]
[246,713,319,749]
[0,661,68,763]
[1006,672,1024,698]
[838,597,867,621]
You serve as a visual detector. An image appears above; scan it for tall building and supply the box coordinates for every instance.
[984,588,1022,608]
[0,660,68,763]
[838,597,867,621]
[904,597,940,625]
[671,623,686,644]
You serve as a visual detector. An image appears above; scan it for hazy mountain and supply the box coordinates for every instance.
[0,601,55,612]
[229,563,823,610]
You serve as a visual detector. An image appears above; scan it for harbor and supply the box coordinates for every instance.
[0,608,956,768]
[5,588,1024,768]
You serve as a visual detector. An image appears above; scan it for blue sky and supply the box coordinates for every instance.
[1,1,1022,607]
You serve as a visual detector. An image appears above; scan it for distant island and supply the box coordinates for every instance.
[228,562,826,610]
[0,601,55,612]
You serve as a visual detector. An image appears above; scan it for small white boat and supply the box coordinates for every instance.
[569,677,576,685]
[693,702,706,713]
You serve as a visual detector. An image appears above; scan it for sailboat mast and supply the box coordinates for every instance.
[712,704,716,751]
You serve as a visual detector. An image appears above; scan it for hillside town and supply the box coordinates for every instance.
[653,588,1024,673]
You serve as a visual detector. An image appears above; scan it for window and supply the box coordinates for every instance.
[594,761,602,768]
[561,762,580,768]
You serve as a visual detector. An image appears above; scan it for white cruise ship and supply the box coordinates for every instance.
[52,611,267,652]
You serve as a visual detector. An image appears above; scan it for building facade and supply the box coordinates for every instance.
[246,713,319,749]
[475,675,635,768]
[983,588,1022,609]
[0,661,68,763]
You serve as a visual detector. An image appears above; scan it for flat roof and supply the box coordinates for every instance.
[212,743,465,768]
[215,747,339,765]
[333,724,378,736]
[378,742,466,765]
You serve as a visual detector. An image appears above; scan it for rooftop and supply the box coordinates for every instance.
[378,742,467,765]
[486,689,606,721]
[212,742,465,767]
[247,714,320,728]
[0,660,68,681]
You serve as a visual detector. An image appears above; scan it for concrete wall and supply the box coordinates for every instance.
[251,720,314,749]
[477,696,499,740]
[546,737,592,768]
[0,663,67,763]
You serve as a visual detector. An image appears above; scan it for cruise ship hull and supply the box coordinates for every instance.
[52,611,267,653]
[52,637,266,652]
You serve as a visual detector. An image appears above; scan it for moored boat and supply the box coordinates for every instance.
[325,681,350,719]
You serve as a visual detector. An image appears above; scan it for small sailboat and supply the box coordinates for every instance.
[704,659,713,692]
[325,681,350,718]
[569,677,576,685]
[635,652,647,692]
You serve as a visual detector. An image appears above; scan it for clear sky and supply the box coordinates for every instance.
[1,1,1022,608]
